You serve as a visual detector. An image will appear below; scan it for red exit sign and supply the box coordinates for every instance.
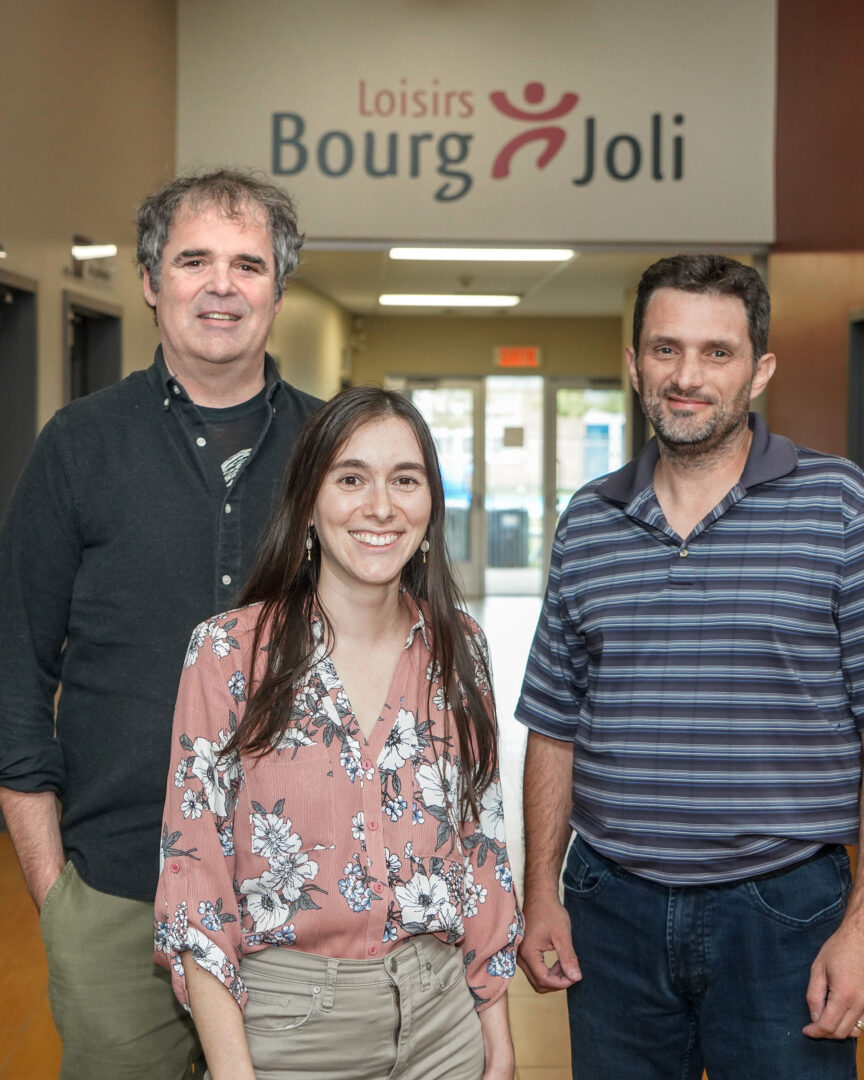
[495,346,541,368]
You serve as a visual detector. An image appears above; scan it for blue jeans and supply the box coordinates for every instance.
[563,835,857,1080]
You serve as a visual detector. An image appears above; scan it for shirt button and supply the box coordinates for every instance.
[224,503,232,514]
[679,548,689,558]
[368,820,379,832]
[368,944,379,956]
[362,758,373,771]
[221,574,232,586]
[196,436,207,447]
[172,384,182,395]
[169,862,180,874]
[162,397,170,407]
[372,881,384,895]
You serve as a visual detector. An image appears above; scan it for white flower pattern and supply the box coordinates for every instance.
[155,604,521,1014]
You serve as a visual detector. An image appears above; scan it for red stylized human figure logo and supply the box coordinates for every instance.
[489,82,579,179]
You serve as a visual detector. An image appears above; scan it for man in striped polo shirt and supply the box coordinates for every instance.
[516,254,864,1079]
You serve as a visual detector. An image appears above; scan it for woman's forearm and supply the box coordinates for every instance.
[478,992,515,1079]
[184,954,256,1080]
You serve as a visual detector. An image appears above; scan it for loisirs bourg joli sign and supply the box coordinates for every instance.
[271,78,686,203]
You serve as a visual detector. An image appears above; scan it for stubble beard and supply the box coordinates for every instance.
[639,380,753,464]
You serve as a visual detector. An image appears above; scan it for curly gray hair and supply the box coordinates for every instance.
[136,169,303,306]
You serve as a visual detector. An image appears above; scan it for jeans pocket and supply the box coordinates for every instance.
[745,848,850,928]
[243,979,321,1035]
[562,836,616,897]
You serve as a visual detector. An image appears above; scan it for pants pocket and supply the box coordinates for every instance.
[243,977,321,1035]
[745,848,850,928]
[38,859,73,927]
[562,835,618,897]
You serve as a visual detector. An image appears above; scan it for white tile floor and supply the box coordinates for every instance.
[466,595,575,1079]
[465,595,543,897]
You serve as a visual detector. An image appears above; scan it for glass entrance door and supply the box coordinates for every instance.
[542,380,626,572]
[407,380,484,597]
[408,376,625,598]
[484,376,544,596]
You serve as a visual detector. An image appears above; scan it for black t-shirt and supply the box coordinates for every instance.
[197,386,270,486]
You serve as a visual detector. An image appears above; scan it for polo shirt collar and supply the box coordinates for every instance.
[598,413,798,506]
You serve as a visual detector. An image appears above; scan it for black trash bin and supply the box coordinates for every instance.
[487,507,529,567]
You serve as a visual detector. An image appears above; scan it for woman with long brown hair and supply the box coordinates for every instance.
[155,386,521,1079]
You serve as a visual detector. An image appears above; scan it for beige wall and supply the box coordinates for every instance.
[352,315,621,385]
[1,0,178,427]
[1,1,343,434]
[267,282,350,399]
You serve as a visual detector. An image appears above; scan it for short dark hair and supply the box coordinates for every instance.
[230,386,498,819]
[632,254,770,361]
[136,168,303,306]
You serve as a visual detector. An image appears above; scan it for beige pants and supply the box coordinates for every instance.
[207,936,485,1080]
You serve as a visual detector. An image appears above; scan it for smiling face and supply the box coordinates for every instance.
[141,199,281,382]
[312,416,432,599]
[626,288,775,454]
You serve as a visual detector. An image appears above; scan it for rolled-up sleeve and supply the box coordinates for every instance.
[459,770,523,1011]
[154,622,247,1011]
[458,620,523,1010]
[0,418,80,794]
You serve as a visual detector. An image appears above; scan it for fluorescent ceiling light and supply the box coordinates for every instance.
[379,294,521,308]
[71,244,118,260]
[389,247,575,262]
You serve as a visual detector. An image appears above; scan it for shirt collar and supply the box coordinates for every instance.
[598,413,798,505]
[403,595,431,652]
[151,346,282,405]
[309,594,431,655]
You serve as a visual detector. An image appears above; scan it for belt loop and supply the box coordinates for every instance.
[321,958,339,1011]
[417,939,432,991]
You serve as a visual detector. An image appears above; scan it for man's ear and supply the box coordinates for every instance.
[750,352,776,400]
[625,347,640,395]
[142,268,158,308]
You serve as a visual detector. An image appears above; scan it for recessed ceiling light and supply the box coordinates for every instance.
[389,247,575,262]
[71,244,118,260]
[379,294,521,307]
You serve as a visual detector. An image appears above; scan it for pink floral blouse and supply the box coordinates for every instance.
[154,598,522,1013]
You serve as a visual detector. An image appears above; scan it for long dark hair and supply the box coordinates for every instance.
[225,385,497,819]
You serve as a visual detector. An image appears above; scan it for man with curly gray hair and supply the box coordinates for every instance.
[0,168,320,1079]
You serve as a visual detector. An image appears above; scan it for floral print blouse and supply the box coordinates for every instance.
[154,598,522,1013]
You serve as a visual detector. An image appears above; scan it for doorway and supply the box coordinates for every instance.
[63,291,122,402]
[407,375,625,597]
[0,272,38,523]
[849,309,864,468]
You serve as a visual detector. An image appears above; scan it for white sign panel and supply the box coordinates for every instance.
[177,0,775,244]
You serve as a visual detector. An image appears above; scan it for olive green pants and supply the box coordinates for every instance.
[209,935,485,1079]
[40,860,203,1080]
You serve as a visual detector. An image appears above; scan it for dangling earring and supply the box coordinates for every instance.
[420,537,430,564]
[306,527,314,562]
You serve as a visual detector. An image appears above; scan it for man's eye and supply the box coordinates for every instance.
[394,476,420,487]
[239,264,260,273]
[338,475,361,487]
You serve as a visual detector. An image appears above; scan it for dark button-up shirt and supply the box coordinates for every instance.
[0,349,320,900]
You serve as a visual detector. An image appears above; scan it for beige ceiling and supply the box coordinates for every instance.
[294,248,685,319]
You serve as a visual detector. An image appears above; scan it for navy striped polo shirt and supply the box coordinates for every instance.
[516,414,864,885]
